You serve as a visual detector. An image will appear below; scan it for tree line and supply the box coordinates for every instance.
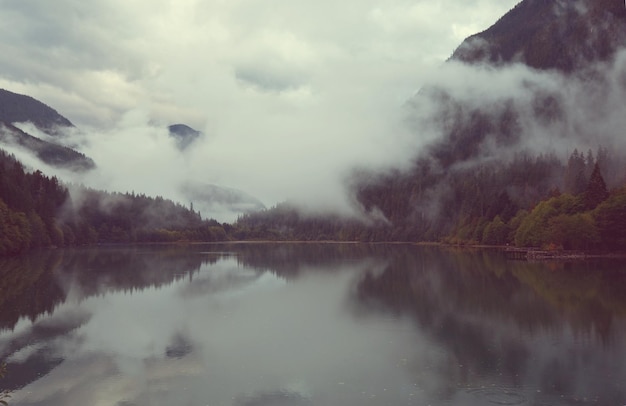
[0,149,230,256]
[2,145,625,256]
[236,147,626,251]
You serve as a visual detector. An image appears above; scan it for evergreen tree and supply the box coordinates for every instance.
[563,149,587,195]
[584,162,609,210]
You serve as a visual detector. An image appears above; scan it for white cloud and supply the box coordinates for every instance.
[0,0,521,214]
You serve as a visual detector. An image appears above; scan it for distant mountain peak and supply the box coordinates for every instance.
[168,124,202,150]
[451,0,626,72]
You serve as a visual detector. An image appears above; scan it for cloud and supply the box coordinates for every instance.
[0,0,523,218]
[0,0,519,125]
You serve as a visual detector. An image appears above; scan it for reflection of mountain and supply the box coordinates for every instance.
[355,247,626,404]
[0,309,88,391]
[2,244,626,405]
[56,246,213,294]
[0,246,216,392]
[230,242,383,277]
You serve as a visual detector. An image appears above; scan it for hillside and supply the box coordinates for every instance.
[0,148,229,256]
[0,122,94,171]
[451,0,626,72]
[0,89,74,133]
[237,0,626,248]
[0,89,95,171]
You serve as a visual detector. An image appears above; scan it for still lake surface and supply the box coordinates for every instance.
[1,243,626,406]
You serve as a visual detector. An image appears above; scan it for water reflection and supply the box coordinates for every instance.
[0,244,625,405]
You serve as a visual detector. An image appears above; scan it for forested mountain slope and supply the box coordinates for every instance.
[0,89,95,170]
[237,0,626,249]
[0,89,74,132]
[0,149,229,256]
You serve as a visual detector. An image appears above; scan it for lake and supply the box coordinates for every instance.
[1,243,626,406]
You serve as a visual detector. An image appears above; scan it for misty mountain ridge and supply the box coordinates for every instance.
[180,182,266,222]
[0,122,95,171]
[0,88,264,222]
[0,88,96,171]
[237,0,626,243]
[452,0,626,73]
[353,0,626,236]
[0,89,74,134]
[418,0,626,170]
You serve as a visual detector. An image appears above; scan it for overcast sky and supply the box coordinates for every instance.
[0,0,521,216]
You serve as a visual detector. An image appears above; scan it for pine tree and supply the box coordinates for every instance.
[584,162,609,210]
[564,149,587,195]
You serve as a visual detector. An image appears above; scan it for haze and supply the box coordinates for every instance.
[0,0,520,219]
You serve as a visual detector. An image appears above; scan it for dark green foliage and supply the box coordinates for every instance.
[0,148,230,256]
[593,188,626,250]
[66,186,229,244]
[0,150,68,255]
[482,216,510,245]
[237,146,622,251]
[584,162,610,210]
[514,194,584,248]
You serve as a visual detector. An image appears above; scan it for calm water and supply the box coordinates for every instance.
[1,243,626,406]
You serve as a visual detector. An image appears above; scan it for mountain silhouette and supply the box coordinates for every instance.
[0,89,95,170]
[0,89,74,133]
[452,0,626,72]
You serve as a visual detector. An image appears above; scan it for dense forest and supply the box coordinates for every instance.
[236,147,626,251]
[0,149,229,256]
[2,143,626,256]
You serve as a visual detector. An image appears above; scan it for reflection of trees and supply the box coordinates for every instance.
[355,247,626,404]
[1,363,12,405]
[0,251,65,331]
[0,246,220,393]
[509,261,626,342]
[57,245,216,295]
[0,246,217,332]
[231,243,386,278]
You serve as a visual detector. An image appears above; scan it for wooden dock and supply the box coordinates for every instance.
[504,248,586,261]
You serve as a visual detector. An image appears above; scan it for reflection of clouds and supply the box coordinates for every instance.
[8,255,431,406]
[13,353,206,406]
[0,305,90,362]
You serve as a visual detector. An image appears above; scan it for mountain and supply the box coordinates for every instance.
[451,0,626,72]
[237,0,626,244]
[351,0,626,239]
[0,89,95,171]
[425,0,626,169]
[168,123,202,150]
[0,122,94,171]
[0,89,74,133]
